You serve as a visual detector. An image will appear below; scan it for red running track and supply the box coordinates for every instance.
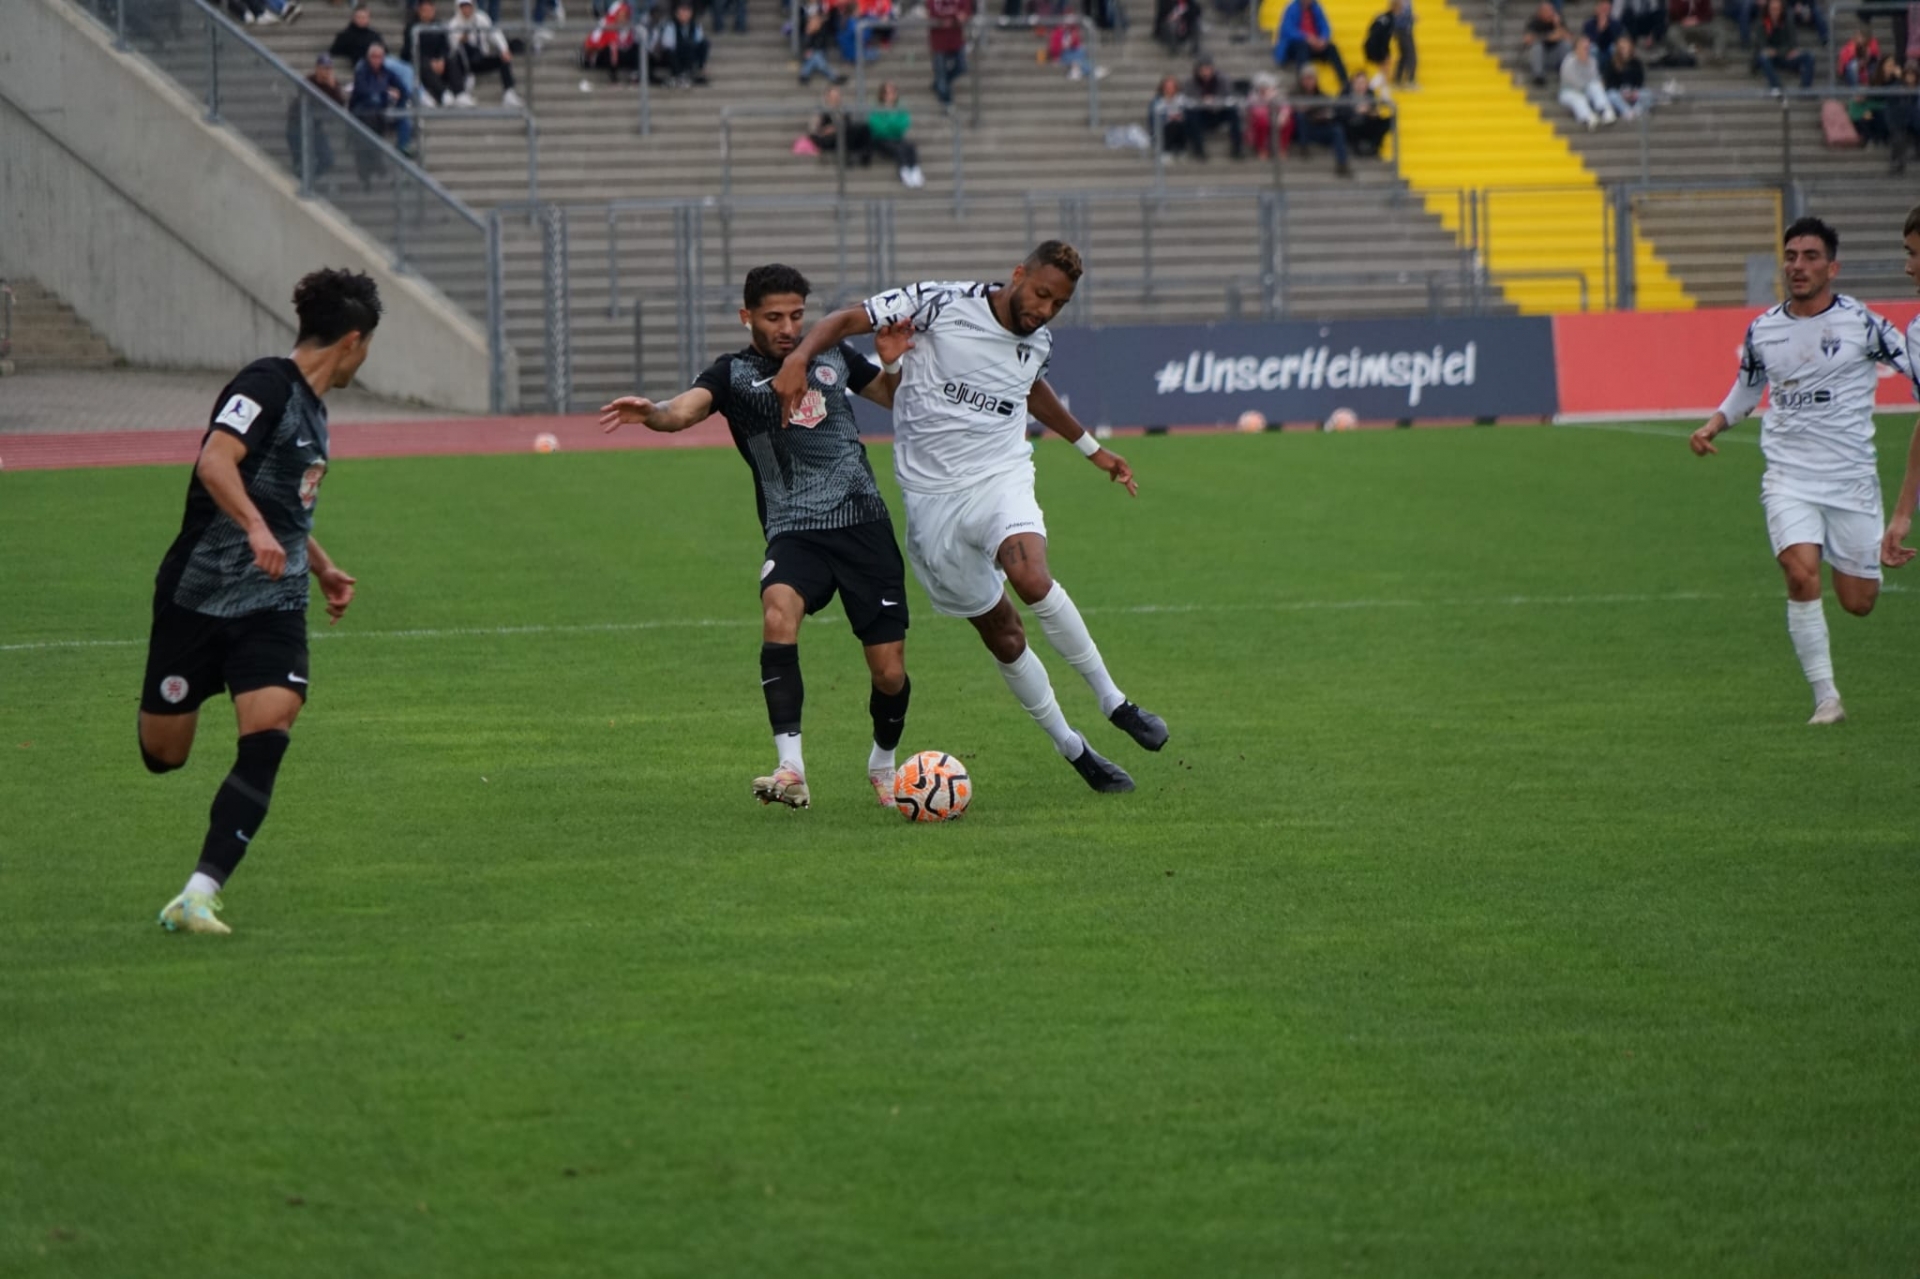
[0,414,739,472]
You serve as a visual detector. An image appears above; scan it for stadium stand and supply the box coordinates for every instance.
[0,279,122,370]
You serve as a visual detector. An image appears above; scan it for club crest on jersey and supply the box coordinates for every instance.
[298,460,328,511]
[1820,328,1841,359]
[813,364,839,388]
[1017,342,1034,365]
[159,675,190,705]
[789,388,828,429]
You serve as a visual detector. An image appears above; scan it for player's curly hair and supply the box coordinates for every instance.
[293,268,383,345]
[1782,216,1839,259]
[744,264,811,310]
[1023,240,1084,283]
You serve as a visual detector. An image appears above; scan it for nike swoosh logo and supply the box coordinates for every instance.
[880,599,900,607]
[751,377,776,388]
[236,830,252,844]
[288,674,309,684]
[296,438,315,446]
[761,677,779,686]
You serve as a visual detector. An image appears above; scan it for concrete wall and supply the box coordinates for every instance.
[0,0,499,411]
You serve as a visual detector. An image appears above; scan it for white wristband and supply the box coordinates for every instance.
[882,357,903,376]
[1073,432,1101,457]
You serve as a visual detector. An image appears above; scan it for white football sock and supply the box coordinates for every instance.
[774,731,805,775]
[868,742,896,775]
[1029,583,1126,716]
[1786,599,1838,704]
[184,871,223,898]
[996,645,1084,758]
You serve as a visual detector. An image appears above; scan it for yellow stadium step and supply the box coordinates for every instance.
[1257,0,1691,313]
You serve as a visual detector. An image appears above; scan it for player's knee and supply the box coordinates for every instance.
[1783,568,1822,599]
[1841,592,1877,617]
[139,740,186,774]
[1007,569,1055,607]
[762,607,800,644]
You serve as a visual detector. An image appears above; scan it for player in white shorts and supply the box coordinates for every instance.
[772,241,1168,793]
[1876,205,1920,570]
[1690,216,1917,724]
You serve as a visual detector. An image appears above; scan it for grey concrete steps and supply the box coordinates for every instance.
[2,279,123,368]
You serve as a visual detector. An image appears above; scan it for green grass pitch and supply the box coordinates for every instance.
[2,423,1916,1277]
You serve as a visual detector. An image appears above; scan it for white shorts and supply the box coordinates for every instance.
[1761,479,1883,580]
[902,464,1048,618]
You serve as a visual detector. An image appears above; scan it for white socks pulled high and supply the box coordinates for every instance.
[774,731,805,775]
[1029,583,1125,716]
[996,645,1084,759]
[1786,598,1838,705]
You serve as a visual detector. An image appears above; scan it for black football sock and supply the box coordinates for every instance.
[870,675,911,752]
[194,729,290,885]
[761,643,805,767]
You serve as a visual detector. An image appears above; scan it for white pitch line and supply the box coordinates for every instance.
[1556,421,1760,445]
[0,591,1770,655]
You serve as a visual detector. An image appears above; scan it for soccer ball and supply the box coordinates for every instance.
[1236,410,1267,433]
[893,750,972,822]
[533,432,560,453]
[1323,408,1358,432]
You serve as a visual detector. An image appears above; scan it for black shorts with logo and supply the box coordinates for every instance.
[761,519,910,646]
[139,599,311,715]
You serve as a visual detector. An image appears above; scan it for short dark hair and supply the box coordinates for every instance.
[743,264,810,310]
[1783,216,1839,258]
[1023,240,1083,283]
[293,268,382,345]
[1904,204,1920,239]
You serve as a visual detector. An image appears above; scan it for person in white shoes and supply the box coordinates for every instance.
[1876,205,1920,569]
[772,241,1168,795]
[449,0,524,107]
[1690,216,1918,725]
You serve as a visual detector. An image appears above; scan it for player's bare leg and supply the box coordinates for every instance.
[138,709,200,774]
[969,595,1132,793]
[996,532,1168,751]
[1778,543,1850,724]
[158,687,302,935]
[753,584,811,808]
[863,640,910,807]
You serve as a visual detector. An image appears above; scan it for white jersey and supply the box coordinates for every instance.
[1717,295,1914,504]
[864,281,1054,495]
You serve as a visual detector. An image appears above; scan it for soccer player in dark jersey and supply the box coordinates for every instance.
[599,264,914,810]
[141,268,381,935]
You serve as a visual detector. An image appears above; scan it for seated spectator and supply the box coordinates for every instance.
[1048,20,1108,79]
[1187,56,1244,156]
[834,0,878,62]
[869,82,927,187]
[1154,0,1200,56]
[406,0,469,105]
[330,3,385,67]
[655,1,711,84]
[1293,65,1354,174]
[285,53,345,181]
[1559,34,1617,125]
[806,84,874,163]
[1276,0,1350,85]
[797,0,847,84]
[1621,0,1698,63]
[1839,24,1880,84]
[449,0,523,104]
[348,42,406,184]
[1522,0,1573,84]
[926,0,971,107]
[1753,0,1814,89]
[1848,54,1898,140]
[1601,34,1647,116]
[1343,71,1393,152]
[1786,0,1828,45]
[580,0,640,85]
[1147,74,1197,156]
[710,0,748,34]
[858,0,898,46]
[1246,71,1292,156]
[1583,0,1626,52]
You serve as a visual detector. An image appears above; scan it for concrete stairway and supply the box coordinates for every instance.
[1,278,123,369]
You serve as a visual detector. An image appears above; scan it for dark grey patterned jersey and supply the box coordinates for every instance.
[155,357,332,618]
[694,342,891,538]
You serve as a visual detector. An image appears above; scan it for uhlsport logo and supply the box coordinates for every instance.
[159,675,190,705]
[942,381,1018,418]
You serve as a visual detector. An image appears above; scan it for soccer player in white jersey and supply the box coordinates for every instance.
[1877,206,1920,568]
[1689,216,1918,724]
[771,241,1168,793]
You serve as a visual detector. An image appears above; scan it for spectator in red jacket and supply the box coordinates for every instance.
[926,0,971,106]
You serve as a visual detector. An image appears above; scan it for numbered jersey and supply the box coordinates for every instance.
[156,357,330,618]
[864,281,1053,495]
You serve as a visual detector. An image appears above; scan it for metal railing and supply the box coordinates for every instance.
[964,13,1103,126]
[720,102,967,214]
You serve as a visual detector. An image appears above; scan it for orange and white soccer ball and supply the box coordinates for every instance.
[893,750,972,822]
[533,432,560,453]
[1323,408,1358,432]
[1236,409,1267,434]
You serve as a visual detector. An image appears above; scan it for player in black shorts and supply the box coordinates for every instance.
[599,263,916,810]
[140,269,382,934]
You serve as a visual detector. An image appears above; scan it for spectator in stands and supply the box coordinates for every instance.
[1047,20,1103,79]
[869,82,927,186]
[1559,34,1617,125]
[1582,0,1626,52]
[1850,53,1898,139]
[710,0,749,34]
[1293,65,1354,173]
[806,84,873,163]
[1754,0,1814,88]
[1839,24,1880,84]
[1601,33,1647,115]
[406,0,468,105]
[450,0,524,104]
[330,4,386,67]
[926,0,971,107]
[348,42,406,183]
[1148,74,1197,156]
[286,53,344,181]
[1620,0,1698,62]
[1186,57,1245,157]
[655,1,711,84]
[798,0,847,84]
[1522,1,1573,84]
[1154,0,1200,56]
[1889,58,1918,174]
[1276,0,1350,85]
[1344,70,1393,151]
[1786,0,1829,45]
[857,0,898,47]
[580,0,640,84]
[225,0,303,26]
[1362,0,1416,88]
[1246,71,1291,156]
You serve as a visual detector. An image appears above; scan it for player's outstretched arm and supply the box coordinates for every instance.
[775,305,874,423]
[308,536,357,625]
[858,321,915,410]
[196,432,286,580]
[1882,420,1920,567]
[599,387,715,434]
[1690,411,1730,456]
[1028,378,1138,497]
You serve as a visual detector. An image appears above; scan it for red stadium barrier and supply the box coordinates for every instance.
[1552,301,1920,420]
